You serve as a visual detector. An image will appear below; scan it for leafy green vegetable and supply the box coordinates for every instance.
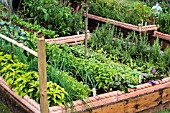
[0,52,68,106]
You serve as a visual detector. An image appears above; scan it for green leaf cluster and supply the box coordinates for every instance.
[89,0,170,34]
[21,0,84,36]
[0,52,68,106]
[46,43,142,93]
[91,23,170,77]
[89,0,151,25]
[47,65,90,102]
[12,16,59,38]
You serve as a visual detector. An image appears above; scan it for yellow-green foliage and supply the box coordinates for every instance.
[0,52,68,106]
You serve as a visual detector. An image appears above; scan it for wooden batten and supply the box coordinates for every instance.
[83,12,159,32]
[45,33,91,45]
[0,33,38,57]
[154,31,170,41]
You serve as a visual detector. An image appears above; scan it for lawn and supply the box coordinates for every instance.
[155,108,170,113]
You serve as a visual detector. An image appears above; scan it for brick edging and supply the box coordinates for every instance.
[49,77,170,113]
[154,31,170,41]
[1,75,170,113]
[0,76,40,113]
[83,12,159,32]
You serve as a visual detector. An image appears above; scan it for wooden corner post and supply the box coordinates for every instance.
[38,36,49,113]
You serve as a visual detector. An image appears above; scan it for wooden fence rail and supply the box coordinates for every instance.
[83,12,159,32]
[0,33,38,57]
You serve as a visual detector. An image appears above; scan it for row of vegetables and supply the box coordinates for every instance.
[2,0,170,37]
[89,0,170,34]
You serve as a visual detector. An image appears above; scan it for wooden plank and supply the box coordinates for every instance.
[162,88,170,104]
[0,33,38,57]
[85,13,158,32]
[83,101,125,113]
[124,91,162,113]
[153,31,170,41]
[139,100,170,113]
[38,37,49,113]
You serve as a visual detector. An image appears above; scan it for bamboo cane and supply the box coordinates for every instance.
[0,33,38,57]
[84,0,89,59]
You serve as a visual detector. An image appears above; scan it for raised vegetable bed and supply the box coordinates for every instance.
[84,13,169,49]
[152,31,170,49]
[1,75,170,113]
[1,33,170,113]
[1,1,170,113]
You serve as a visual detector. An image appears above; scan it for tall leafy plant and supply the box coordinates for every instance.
[90,23,117,52]
[21,0,84,36]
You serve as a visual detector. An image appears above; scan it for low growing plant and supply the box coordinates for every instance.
[0,52,68,106]
[46,43,142,94]
[91,23,170,79]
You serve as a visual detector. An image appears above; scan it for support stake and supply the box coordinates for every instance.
[38,36,48,113]
[84,0,89,59]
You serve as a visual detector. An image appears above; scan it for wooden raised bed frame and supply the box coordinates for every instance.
[1,34,170,113]
[1,13,170,113]
[84,13,170,49]
[1,75,170,113]
[83,12,159,32]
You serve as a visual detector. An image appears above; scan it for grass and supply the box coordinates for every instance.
[155,108,170,113]
[0,101,11,113]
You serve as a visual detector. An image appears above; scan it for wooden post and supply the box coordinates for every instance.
[138,24,142,32]
[6,0,14,60]
[84,0,89,59]
[38,37,49,113]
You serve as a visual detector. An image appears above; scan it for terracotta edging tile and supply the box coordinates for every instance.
[1,75,170,112]
[48,77,170,112]
[0,76,40,113]
[83,12,158,32]
[154,31,170,41]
